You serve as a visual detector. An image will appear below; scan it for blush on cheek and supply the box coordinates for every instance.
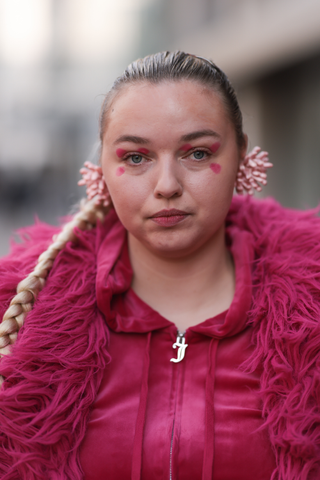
[180,143,193,152]
[116,148,127,158]
[210,142,221,153]
[116,166,125,176]
[210,163,221,174]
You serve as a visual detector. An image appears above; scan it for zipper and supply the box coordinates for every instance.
[169,330,188,479]
[169,418,175,480]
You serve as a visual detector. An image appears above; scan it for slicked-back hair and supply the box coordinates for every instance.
[99,51,245,149]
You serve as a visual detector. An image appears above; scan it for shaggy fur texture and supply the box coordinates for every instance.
[228,197,320,480]
[0,196,319,479]
[0,220,111,479]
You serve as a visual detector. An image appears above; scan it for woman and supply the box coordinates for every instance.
[0,51,319,480]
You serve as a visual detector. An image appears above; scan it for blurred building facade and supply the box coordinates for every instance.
[1,0,320,255]
[0,0,152,255]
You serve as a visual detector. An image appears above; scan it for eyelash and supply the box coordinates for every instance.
[186,148,211,161]
[121,147,212,166]
[122,153,148,166]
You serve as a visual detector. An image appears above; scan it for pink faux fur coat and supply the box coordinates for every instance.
[0,196,319,480]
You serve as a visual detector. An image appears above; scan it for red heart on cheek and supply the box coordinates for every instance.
[210,163,221,174]
[116,167,125,176]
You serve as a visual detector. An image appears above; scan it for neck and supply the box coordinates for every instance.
[128,226,235,331]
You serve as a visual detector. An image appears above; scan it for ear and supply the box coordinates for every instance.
[239,134,248,164]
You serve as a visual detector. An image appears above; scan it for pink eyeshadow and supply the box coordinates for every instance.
[116,148,127,158]
[116,166,125,176]
[137,148,149,155]
[210,163,221,174]
[210,142,221,153]
[180,143,193,152]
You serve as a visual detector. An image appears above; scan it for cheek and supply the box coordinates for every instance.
[106,173,150,220]
[209,163,221,174]
[187,164,234,209]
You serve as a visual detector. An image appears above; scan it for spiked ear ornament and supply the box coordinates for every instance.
[78,161,111,206]
[235,146,273,195]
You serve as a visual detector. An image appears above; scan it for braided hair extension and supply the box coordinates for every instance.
[0,200,110,383]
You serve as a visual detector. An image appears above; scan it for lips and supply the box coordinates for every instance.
[150,209,190,227]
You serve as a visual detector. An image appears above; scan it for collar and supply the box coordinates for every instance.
[96,210,253,338]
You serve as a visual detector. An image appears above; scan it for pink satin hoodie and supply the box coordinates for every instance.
[80,210,276,480]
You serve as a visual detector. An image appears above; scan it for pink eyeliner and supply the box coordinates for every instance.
[137,148,149,155]
[180,143,193,152]
[116,148,127,158]
[116,147,149,157]
[210,163,221,174]
[210,142,221,153]
[116,166,125,176]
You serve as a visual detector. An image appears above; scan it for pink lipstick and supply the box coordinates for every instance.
[150,209,190,227]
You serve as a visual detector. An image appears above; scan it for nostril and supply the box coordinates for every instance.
[153,161,183,198]
[154,181,183,199]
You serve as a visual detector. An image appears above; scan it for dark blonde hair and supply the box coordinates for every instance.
[99,51,245,148]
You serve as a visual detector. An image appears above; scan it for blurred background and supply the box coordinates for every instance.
[1,0,320,255]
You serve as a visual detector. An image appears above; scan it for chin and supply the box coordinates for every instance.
[143,232,204,258]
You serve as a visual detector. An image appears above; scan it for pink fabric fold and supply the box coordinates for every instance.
[0,196,319,478]
[202,338,219,480]
[131,332,152,480]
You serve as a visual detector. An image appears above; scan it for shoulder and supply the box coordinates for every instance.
[2,221,60,264]
[0,221,61,319]
[0,208,118,321]
[228,195,320,257]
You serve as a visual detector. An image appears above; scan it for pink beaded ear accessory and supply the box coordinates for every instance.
[78,161,111,206]
[235,146,273,195]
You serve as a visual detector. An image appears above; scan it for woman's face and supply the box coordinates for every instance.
[101,80,247,258]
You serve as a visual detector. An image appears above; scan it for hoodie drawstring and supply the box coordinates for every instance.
[131,331,152,480]
[202,338,219,480]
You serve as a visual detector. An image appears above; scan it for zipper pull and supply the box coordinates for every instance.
[170,331,188,363]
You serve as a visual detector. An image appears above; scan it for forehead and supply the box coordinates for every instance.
[103,80,232,142]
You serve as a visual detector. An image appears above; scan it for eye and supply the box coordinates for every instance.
[130,154,143,164]
[192,150,206,160]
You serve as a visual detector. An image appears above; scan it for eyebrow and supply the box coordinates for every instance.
[113,135,150,145]
[113,129,220,146]
[180,129,220,142]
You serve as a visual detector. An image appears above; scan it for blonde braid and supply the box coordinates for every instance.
[0,199,110,363]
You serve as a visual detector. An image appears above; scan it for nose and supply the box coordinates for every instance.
[153,156,183,199]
